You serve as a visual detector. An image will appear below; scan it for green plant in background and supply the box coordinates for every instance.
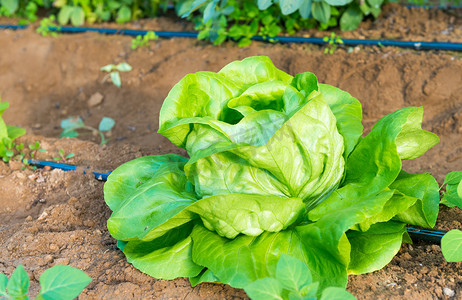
[323,32,343,54]
[244,254,356,299]
[131,31,159,50]
[100,62,132,88]
[0,264,91,300]
[104,56,448,298]
[0,100,26,163]
[36,15,60,37]
[60,116,115,145]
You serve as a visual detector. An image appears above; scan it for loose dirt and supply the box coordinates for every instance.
[0,4,461,299]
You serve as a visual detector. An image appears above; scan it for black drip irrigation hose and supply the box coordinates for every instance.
[26,159,449,244]
[1,24,462,51]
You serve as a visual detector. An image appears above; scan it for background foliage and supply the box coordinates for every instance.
[0,0,388,44]
[0,0,460,44]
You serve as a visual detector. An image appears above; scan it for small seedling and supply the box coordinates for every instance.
[131,31,159,50]
[100,62,132,88]
[54,148,75,162]
[0,264,91,300]
[0,99,26,162]
[323,32,343,54]
[36,15,60,37]
[29,141,47,159]
[60,116,115,145]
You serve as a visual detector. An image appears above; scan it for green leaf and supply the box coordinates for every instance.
[258,0,273,10]
[98,117,115,132]
[367,0,383,8]
[122,225,204,279]
[187,194,305,238]
[275,254,312,292]
[391,172,440,228]
[186,94,345,210]
[218,56,293,90]
[70,6,85,26]
[0,101,9,115]
[1,0,19,14]
[299,0,312,18]
[100,64,114,72]
[318,83,363,159]
[244,277,284,300]
[7,126,26,140]
[279,0,303,15]
[320,287,356,300]
[340,5,363,31]
[324,0,352,6]
[441,230,462,262]
[60,130,78,138]
[115,62,132,72]
[347,222,407,274]
[0,273,8,297]
[116,5,131,23]
[394,107,439,160]
[106,157,197,241]
[311,2,331,25]
[110,71,121,88]
[60,116,85,131]
[290,72,318,97]
[189,269,219,286]
[36,265,91,300]
[442,171,462,209]
[104,154,188,211]
[203,0,216,23]
[6,265,29,300]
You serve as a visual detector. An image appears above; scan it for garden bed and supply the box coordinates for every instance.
[0,4,461,299]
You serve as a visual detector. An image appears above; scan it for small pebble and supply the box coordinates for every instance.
[87,92,104,107]
[25,216,32,222]
[443,287,455,297]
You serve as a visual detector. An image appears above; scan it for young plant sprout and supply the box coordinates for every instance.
[131,31,159,50]
[100,62,132,88]
[60,116,115,145]
[0,264,91,300]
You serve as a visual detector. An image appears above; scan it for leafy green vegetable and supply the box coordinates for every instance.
[104,56,443,298]
[441,230,462,262]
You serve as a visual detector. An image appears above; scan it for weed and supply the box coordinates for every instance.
[100,62,132,88]
[60,116,115,145]
[36,15,60,37]
[323,32,343,54]
[131,31,159,50]
[0,264,91,300]
[54,148,75,162]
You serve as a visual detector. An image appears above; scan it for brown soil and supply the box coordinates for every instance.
[0,4,461,299]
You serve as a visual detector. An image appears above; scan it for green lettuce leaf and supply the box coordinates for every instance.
[122,223,204,279]
[186,93,345,209]
[391,171,440,228]
[188,194,305,238]
[106,157,198,241]
[104,154,188,211]
[347,222,407,274]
